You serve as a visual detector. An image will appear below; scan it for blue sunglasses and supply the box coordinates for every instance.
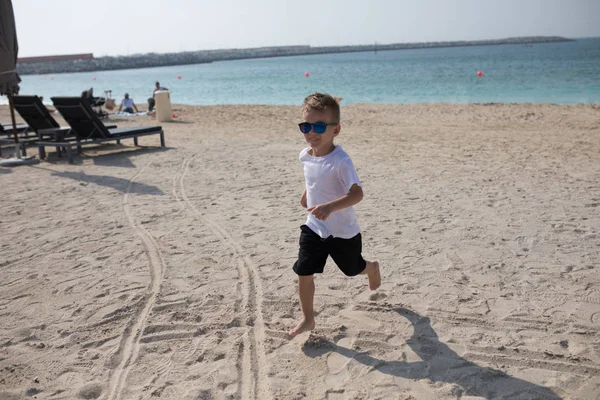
[298,121,338,134]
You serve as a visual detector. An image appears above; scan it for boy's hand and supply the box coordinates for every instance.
[307,204,333,220]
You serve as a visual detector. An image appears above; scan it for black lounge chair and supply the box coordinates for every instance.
[37,96,165,164]
[12,95,68,140]
[12,95,117,159]
[13,95,118,139]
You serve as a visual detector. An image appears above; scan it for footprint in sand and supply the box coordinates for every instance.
[338,307,382,329]
[322,306,393,386]
[326,337,354,374]
[369,292,387,301]
[77,382,103,399]
[324,337,355,387]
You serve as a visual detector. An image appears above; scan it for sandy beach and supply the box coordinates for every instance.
[0,103,599,399]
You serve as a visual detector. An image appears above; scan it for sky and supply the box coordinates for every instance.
[12,0,600,57]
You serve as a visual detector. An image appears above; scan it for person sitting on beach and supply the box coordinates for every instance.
[147,81,168,112]
[118,93,139,113]
[289,92,381,338]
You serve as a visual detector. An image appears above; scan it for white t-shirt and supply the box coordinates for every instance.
[300,145,361,239]
[122,98,134,109]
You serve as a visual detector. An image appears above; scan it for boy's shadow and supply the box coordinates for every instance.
[302,308,561,399]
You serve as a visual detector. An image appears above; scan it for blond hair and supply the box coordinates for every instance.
[302,92,342,123]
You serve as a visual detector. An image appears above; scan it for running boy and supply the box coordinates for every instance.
[290,92,381,337]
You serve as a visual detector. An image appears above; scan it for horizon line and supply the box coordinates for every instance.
[18,35,591,59]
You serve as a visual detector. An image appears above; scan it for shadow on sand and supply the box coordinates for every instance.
[302,307,561,399]
[162,119,195,124]
[39,143,173,167]
[90,145,174,168]
[50,170,163,195]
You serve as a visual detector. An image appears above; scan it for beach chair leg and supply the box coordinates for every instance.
[21,143,27,157]
[38,145,46,159]
[134,137,138,146]
[66,146,74,164]
[56,146,62,157]
[116,139,121,145]
[160,132,165,147]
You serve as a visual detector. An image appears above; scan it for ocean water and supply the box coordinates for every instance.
[7,38,600,106]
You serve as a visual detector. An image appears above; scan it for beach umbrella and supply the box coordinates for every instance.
[0,0,27,162]
[0,0,20,97]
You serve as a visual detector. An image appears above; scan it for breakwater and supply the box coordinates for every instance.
[17,36,572,75]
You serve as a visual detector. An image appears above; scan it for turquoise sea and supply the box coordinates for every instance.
[8,38,600,106]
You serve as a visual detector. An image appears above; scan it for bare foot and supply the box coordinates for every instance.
[289,318,315,338]
[367,261,381,290]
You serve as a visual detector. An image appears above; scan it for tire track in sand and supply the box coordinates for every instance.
[178,156,270,400]
[106,163,166,400]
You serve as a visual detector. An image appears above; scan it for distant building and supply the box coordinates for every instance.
[18,53,94,64]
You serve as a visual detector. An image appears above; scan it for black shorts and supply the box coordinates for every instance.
[293,225,366,277]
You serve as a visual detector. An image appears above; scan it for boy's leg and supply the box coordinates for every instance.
[291,225,328,337]
[360,260,381,290]
[289,275,316,337]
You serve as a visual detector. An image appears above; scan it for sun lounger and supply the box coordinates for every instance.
[37,96,165,164]
[12,95,118,159]
[12,95,66,137]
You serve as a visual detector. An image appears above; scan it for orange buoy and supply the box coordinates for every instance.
[305,72,309,77]
[477,71,483,77]
[177,75,181,79]
[93,76,96,80]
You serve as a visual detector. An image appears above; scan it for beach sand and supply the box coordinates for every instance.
[0,103,599,399]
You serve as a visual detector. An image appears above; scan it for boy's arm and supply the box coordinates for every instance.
[308,184,363,221]
[300,188,307,208]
